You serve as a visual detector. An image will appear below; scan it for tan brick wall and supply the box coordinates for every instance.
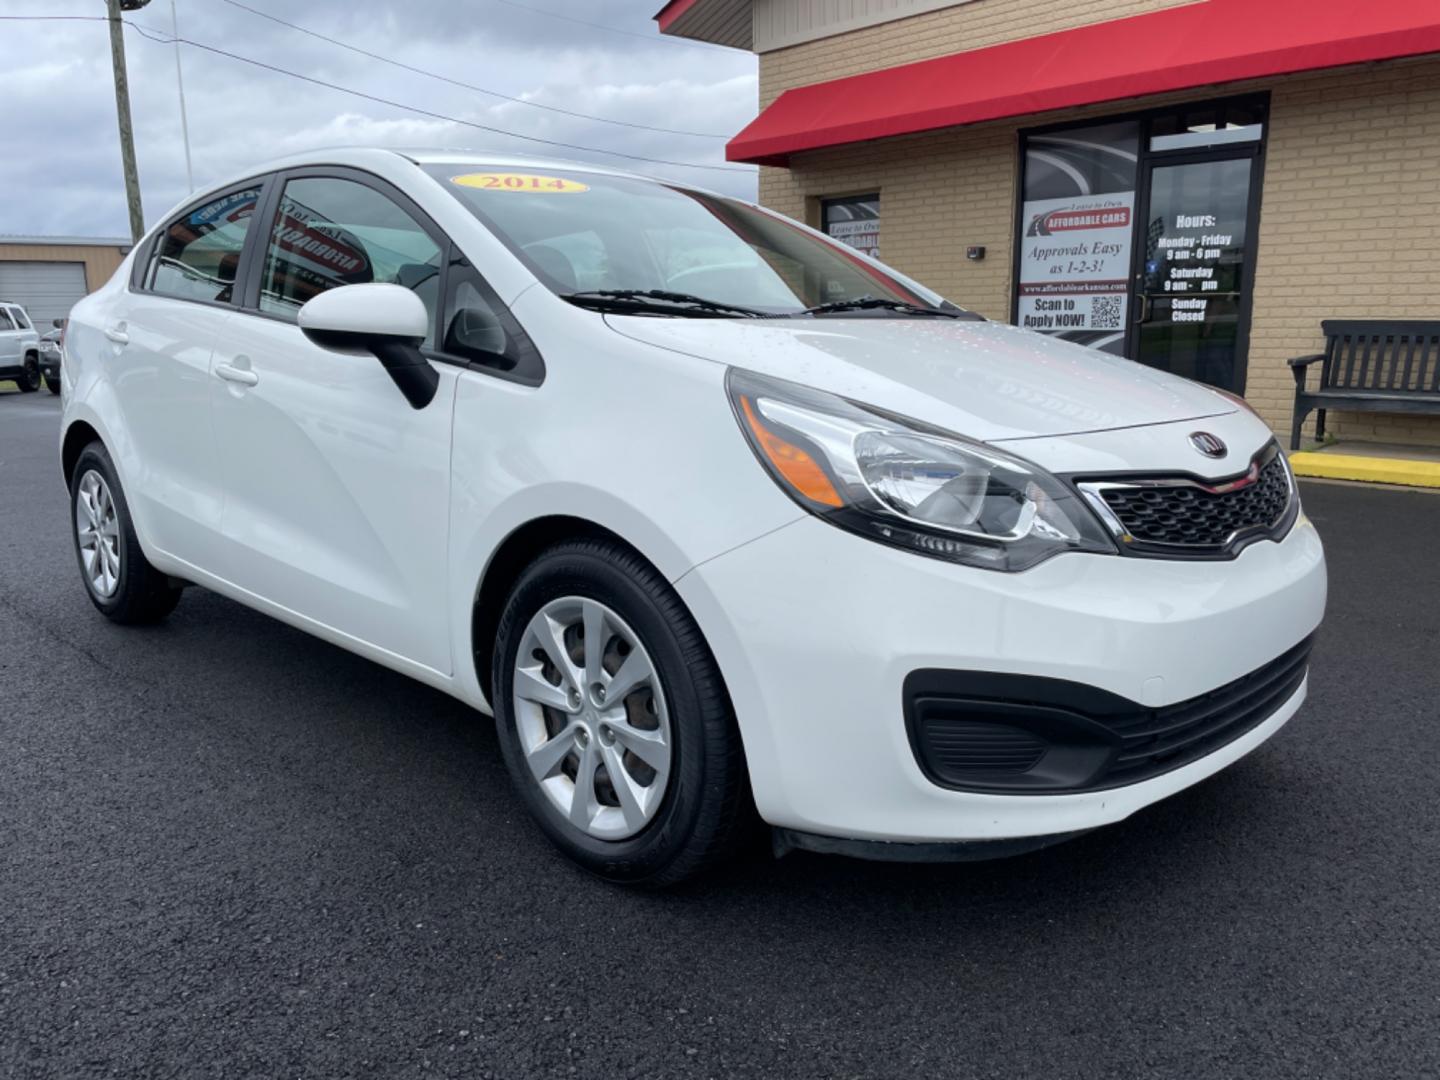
[759,0,1199,106]
[757,56,1440,448]
[1248,61,1440,447]
[759,126,1017,320]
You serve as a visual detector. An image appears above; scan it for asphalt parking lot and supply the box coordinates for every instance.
[2,388,1438,1080]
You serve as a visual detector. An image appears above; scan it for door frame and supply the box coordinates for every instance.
[234,164,547,386]
[1125,142,1268,395]
[1012,93,1271,390]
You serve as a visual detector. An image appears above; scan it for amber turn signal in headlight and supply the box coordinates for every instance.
[727,368,1115,572]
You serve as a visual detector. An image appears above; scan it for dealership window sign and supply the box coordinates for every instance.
[1016,122,1139,356]
[822,195,880,259]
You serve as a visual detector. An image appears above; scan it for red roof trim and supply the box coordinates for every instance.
[728,0,1440,165]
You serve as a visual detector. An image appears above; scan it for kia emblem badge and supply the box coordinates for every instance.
[1189,432,1228,459]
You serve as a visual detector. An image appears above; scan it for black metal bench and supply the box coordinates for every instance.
[1289,320,1440,450]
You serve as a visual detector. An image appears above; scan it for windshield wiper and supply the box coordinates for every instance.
[783,296,979,319]
[562,289,764,318]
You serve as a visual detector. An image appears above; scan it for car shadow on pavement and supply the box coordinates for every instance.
[116,581,1304,921]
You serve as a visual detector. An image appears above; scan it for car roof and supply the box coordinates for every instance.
[238,146,678,186]
[394,148,737,207]
[241,147,727,200]
[146,147,739,247]
[392,148,655,180]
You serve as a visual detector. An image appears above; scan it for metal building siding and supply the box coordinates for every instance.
[0,262,89,326]
[662,0,753,48]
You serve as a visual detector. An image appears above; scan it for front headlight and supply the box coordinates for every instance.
[728,369,1115,571]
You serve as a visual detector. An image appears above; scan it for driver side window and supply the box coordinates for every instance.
[259,176,442,349]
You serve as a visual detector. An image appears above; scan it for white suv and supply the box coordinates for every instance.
[59,149,1326,884]
[0,301,42,392]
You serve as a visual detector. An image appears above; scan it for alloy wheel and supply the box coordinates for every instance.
[512,596,672,841]
[75,470,122,599]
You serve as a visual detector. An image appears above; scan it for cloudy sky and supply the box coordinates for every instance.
[3,0,759,238]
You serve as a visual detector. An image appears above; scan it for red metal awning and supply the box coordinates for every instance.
[728,0,1440,165]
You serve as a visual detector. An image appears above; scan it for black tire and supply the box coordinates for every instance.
[492,538,752,887]
[45,373,60,394]
[18,355,40,392]
[69,441,183,625]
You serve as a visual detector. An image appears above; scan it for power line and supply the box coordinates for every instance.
[1,12,752,174]
[489,0,731,52]
[214,0,733,139]
[124,22,752,175]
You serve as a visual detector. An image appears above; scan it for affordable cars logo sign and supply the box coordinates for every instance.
[1015,121,1140,355]
[1018,192,1134,340]
[1027,205,1133,237]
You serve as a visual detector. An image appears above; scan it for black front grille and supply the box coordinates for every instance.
[904,636,1314,794]
[1097,453,1291,548]
[1099,636,1312,787]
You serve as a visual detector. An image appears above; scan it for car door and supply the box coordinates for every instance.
[106,180,268,560]
[0,308,19,369]
[208,169,456,675]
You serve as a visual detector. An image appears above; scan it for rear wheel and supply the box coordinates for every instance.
[18,355,40,392]
[492,539,751,886]
[70,442,182,624]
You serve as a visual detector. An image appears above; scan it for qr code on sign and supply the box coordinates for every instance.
[1091,295,1123,329]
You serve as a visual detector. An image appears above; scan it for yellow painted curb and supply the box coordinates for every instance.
[1289,452,1440,489]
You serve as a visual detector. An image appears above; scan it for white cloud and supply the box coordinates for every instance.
[1,0,758,237]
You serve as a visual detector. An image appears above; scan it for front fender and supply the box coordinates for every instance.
[448,478,798,712]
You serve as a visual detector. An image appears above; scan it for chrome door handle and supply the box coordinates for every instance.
[215,362,259,387]
[104,325,129,345]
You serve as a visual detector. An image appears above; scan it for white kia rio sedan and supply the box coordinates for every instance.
[60,149,1326,884]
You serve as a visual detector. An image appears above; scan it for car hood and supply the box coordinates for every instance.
[604,315,1233,442]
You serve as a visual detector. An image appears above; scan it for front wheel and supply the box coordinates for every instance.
[45,372,60,394]
[18,356,40,392]
[492,539,752,886]
[70,442,182,624]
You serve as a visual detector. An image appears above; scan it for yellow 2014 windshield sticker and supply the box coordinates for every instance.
[451,173,589,194]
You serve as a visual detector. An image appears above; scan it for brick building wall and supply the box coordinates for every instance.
[1248,60,1440,447]
[753,0,1440,446]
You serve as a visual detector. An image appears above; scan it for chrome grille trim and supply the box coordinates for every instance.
[1072,441,1298,559]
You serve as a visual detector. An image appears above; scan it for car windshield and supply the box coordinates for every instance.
[424,163,948,317]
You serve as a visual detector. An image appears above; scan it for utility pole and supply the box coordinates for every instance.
[106,0,152,243]
[170,0,194,193]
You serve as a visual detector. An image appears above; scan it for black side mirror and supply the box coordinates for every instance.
[296,284,438,409]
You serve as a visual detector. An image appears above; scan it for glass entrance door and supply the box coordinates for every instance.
[1131,153,1259,393]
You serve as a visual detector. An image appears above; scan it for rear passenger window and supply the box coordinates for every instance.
[149,187,261,303]
[0,310,14,330]
[259,177,442,348]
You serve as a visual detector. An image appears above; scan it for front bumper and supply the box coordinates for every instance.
[39,355,60,379]
[676,511,1326,844]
